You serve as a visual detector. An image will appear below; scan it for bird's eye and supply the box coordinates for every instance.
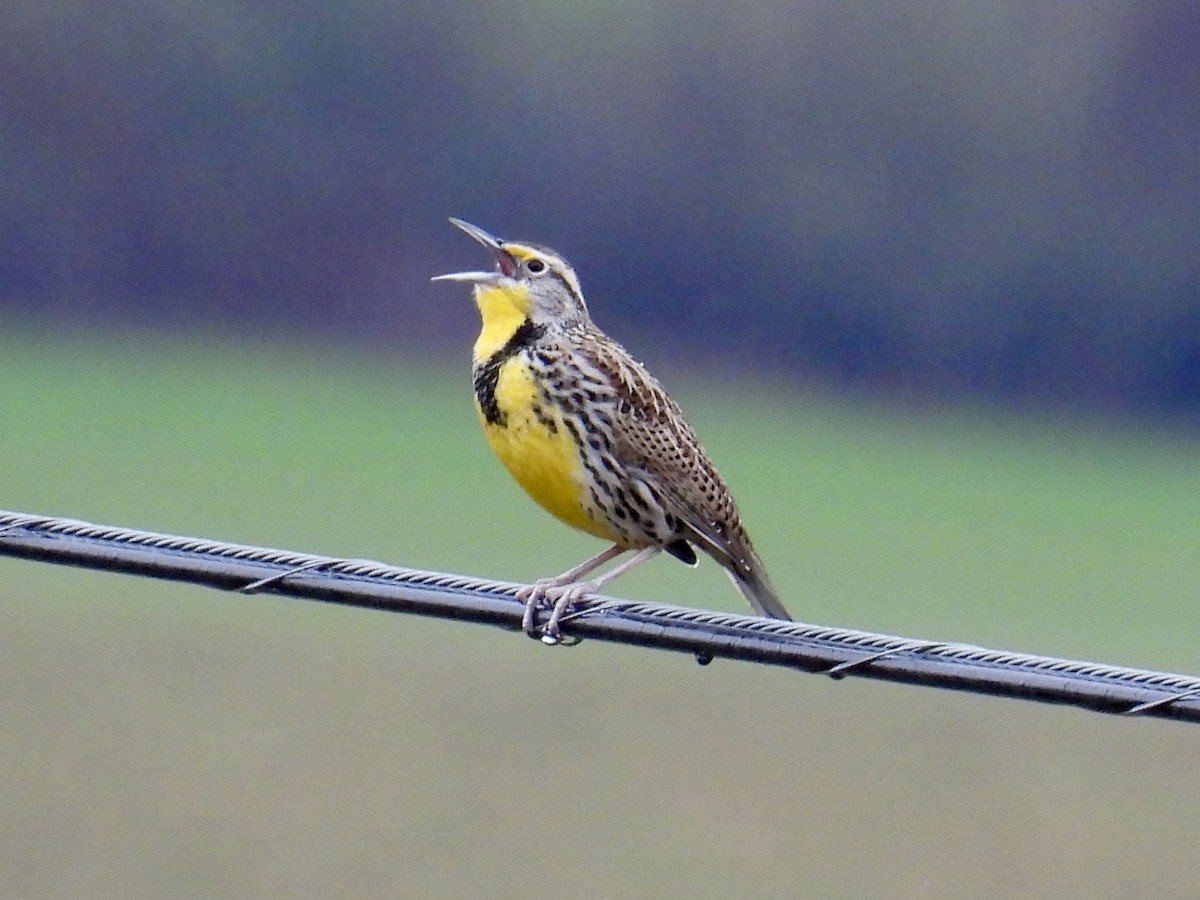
[527,258,546,274]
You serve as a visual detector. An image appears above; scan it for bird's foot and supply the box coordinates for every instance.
[517,579,591,646]
[516,578,561,636]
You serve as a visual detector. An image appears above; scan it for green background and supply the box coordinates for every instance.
[5,2,1199,895]
[2,333,1198,897]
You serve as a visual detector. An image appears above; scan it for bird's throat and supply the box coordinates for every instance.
[473,283,532,364]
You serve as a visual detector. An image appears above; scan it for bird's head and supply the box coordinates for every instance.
[432,218,590,331]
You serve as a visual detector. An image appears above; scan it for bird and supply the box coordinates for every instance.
[432,218,791,643]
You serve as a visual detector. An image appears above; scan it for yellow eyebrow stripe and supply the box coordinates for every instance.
[502,243,540,261]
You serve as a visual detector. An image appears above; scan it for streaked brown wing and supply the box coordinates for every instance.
[585,330,752,567]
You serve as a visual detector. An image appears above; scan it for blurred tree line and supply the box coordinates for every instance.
[2,1,1197,418]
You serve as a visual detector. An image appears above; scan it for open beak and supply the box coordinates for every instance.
[431,218,516,284]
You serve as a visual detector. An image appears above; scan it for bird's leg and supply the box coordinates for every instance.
[518,544,628,636]
[539,545,664,645]
[518,544,628,599]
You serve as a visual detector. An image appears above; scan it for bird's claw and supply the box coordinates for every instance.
[517,581,587,647]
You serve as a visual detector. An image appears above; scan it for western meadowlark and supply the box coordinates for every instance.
[432,218,791,643]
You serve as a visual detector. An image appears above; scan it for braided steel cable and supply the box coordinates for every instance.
[1,509,1197,723]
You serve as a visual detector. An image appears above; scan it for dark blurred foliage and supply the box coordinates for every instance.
[2,1,1197,418]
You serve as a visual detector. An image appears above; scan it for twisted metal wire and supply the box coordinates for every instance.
[1,509,1197,723]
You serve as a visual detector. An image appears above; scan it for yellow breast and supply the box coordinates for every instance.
[478,357,616,541]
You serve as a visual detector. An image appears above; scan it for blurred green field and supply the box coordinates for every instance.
[2,331,1199,898]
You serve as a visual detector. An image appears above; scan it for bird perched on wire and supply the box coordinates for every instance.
[432,218,791,643]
